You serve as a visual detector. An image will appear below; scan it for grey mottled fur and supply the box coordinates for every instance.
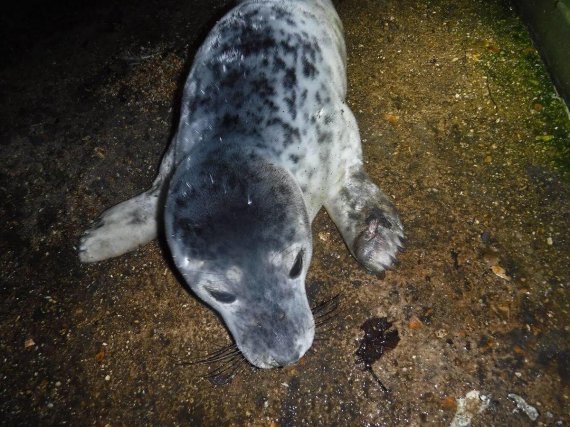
[79,0,403,368]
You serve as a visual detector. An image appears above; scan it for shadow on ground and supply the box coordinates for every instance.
[1,0,568,425]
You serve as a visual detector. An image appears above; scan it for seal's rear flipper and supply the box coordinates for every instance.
[325,169,404,274]
[79,188,160,263]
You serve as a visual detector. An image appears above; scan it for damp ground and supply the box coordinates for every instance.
[1,0,569,425]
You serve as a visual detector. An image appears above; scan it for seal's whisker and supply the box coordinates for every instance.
[313,301,342,327]
[195,348,241,365]
[315,317,338,329]
[179,343,240,365]
[315,307,340,323]
[270,241,298,264]
[198,350,242,365]
[179,269,227,279]
[205,344,239,358]
[316,309,345,328]
[206,359,240,378]
[315,304,338,317]
[208,359,248,386]
[312,293,342,316]
[205,355,247,383]
[208,357,243,377]
[314,305,339,321]
[315,318,339,330]
[311,293,346,335]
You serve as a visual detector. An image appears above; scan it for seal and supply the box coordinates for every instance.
[79,0,404,369]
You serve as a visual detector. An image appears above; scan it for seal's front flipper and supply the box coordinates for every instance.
[325,170,404,274]
[79,188,160,263]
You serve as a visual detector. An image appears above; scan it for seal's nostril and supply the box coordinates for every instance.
[273,350,302,367]
[291,350,301,362]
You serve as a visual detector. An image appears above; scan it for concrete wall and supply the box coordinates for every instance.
[512,0,570,108]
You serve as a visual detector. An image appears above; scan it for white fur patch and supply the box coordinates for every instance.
[79,191,158,262]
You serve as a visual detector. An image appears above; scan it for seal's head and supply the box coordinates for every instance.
[165,149,314,368]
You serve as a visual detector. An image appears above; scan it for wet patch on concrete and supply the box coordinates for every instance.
[356,317,400,393]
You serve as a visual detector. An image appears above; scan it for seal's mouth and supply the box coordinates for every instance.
[243,294,342,369]
[180,294,343,384]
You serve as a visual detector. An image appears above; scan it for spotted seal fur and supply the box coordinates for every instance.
[79,0,404,368]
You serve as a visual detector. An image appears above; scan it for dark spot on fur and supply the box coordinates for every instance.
[367,208,393,229]
[284,90,297,119]
[239,35,278,57]
[273,57,287,72]
[302,57,318,79]
[279,40,297,57]
[339,187,351,202]
[175,195,190,209]
[352,170,368,183]
[220,69,242,88]
[243,8,259,20]
[251,74,276,97]
[283,68,297,88]
[221,112,240,128]
[317,130,333,144]
[267,117,300,145]
[174,217,195,241]
[263,98,279,112]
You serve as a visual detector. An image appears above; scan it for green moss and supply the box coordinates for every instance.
[478,6,570,178]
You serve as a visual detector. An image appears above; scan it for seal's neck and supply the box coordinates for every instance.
[176,133,278,169]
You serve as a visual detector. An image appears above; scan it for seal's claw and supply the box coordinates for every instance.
[353,209,403,274]
[325,171,404,276]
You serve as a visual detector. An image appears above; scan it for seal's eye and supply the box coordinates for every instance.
[206,288,236,304]
[289,250,304,279]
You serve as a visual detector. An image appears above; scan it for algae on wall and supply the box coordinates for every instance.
[511,0,570,108]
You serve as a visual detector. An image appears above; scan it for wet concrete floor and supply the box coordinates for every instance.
[1,0,569,425]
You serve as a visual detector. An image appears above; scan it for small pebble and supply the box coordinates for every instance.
[480,231,492,244]
[491,265,510,280]
[408,316,423,330]
[508,393,539,421]
[383,112,399,123]
[435,329,447,338]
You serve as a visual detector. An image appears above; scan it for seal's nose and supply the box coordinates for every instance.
[272,349,302,367]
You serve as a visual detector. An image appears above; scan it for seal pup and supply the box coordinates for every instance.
[79,0,404,369]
